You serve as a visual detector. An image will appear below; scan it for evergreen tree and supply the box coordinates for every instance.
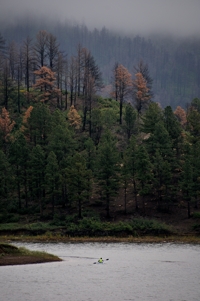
[152,149,172,206]
[0,149,11,201]
[145,121,173,161]
[90,108,103,145]
[96,130,120,217]
[47,112,76,208]
[27,103,52,147]
[190,98,200,112]
[180,145,193,218]
[83,137,96,171]
[121,151,131,214]
[141,102,163,134]
[136,145,152,212]
[66,153,91,218]
[28,145,46,216]
[186,107,200,144]
[125,135,138,211]
[47,123,75,165]
[191,141,200,209]
[163,106,182,158]
[124,103,137,139]
[45,151,61,216]
[9,132,30,209]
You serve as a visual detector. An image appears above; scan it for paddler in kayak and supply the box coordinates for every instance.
[98,257,103,263]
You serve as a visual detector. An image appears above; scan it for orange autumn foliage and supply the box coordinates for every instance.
[174,106,187,127]
[0,107,15,141]
[133,72,150,115]
[115,64,132,99]
[33,66,60,104]
[20,106,33,134]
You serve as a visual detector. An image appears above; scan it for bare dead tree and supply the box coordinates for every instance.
[46,32,59,70]
[34,30,48,68]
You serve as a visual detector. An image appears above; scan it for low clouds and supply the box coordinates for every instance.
[1,0,200,36]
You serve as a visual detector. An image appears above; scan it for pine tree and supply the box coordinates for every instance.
[141,102,163,135]
[163,106,183,159]
[124,103,137,139]
[191,141,200,209]
[9,132,30,209]
[90,108,103,145]
[180,145,193,218]
[27,103,52,147]
[96,130,120,217]
[28,145,46,216]
[0,150,11,200]
[136,145,152,212]
[145,121,173,161]
[45,151,61,216]
[66,153,91,218]
[152,149,172,206]
[121,151,131,214]
[83,138,96,171]
[186,107,200,144]
[125,135,139,211]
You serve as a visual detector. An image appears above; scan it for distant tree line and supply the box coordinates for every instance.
[1,20,200,108]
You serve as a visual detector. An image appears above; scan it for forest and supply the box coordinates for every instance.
[0,28,200,237]
[1,19,200,109]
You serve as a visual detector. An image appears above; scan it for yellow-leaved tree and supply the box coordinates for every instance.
[68,105,82,130]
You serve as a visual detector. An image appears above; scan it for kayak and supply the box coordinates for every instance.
[93,259,109,264]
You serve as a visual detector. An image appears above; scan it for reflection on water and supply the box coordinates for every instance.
[1,242,200,301]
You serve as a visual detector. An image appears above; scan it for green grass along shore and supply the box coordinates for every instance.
[0,243,62,266]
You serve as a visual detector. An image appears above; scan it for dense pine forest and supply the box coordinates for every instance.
[0,27,200,237]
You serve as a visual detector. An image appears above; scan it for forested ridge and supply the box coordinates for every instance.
[1,19,200,109]
[0,28,200,237]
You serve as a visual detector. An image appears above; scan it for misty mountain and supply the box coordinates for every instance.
[1,18,200,109]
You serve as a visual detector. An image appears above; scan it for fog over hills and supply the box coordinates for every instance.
[1,0,200,37]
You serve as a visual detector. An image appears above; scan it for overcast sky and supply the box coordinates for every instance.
[1,0,200,36]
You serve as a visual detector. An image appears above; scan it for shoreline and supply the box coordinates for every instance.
[1,235,200,266]
[1,234,200,244]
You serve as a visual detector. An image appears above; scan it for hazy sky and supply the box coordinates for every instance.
[1,0,200,36]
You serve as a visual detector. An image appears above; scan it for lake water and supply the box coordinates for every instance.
[0,242,200,301]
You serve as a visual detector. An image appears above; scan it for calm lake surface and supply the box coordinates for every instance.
[1,242,200,301]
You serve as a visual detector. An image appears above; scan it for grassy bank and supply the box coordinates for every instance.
[0,243,62,266]
[0,216,174,237]
[0,216,200,244]
[1,234,200,244]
